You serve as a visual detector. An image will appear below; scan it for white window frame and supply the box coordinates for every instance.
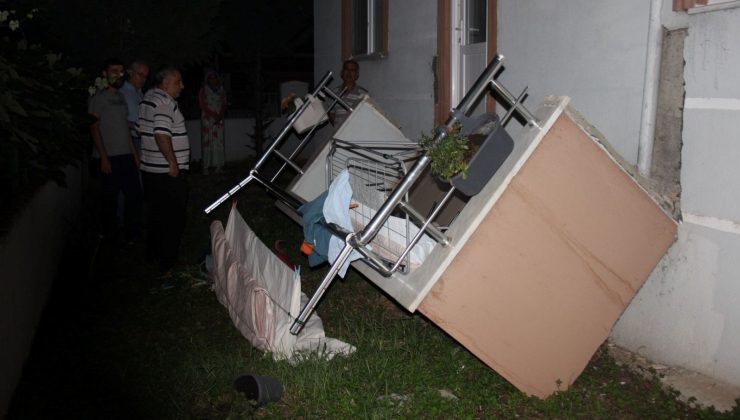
[343,0,388,60]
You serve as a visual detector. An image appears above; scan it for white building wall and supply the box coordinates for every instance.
[314,0,437,140]
[497,0,650,165]
[314,1,342,88]
[612,5,740,387]
[314,0,740,389]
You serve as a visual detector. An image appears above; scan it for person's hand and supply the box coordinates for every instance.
[132,154,140,169]
[100,156,112,174]
[168,161,180,178]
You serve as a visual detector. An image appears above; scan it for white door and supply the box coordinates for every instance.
[451,0,487,115]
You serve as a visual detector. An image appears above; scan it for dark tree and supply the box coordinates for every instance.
[35,0,224,73]
[216,0,313,152]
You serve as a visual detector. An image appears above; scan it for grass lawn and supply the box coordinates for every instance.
[7,160,739,419]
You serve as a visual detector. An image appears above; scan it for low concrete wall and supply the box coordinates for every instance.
[186,118,258,164]
[0,165,83,416]
[187,116,326,169]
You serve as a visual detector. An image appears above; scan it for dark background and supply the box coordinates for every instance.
[24,0,315,120]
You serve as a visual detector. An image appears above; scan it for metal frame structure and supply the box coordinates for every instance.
[204,71,352,214]
[205,55,540,336]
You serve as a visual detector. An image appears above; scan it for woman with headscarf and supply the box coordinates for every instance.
[198,70,227,174]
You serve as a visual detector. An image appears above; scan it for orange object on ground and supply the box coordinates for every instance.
[300,240,314,256]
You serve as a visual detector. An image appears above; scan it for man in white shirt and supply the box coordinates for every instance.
[137,66,190,272]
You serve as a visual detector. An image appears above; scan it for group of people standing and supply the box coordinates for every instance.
[88,59,227,272]
[87,57,363,273]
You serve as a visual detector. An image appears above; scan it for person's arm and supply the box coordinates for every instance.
[89,113,112,174]
[154,133,179,177]
[128,133,140,168]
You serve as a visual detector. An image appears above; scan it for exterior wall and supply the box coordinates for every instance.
[497,0,650,165]
[0,166,83,415]
[314,0,437,140]
[612,5,740,387]
[314,0,740,390]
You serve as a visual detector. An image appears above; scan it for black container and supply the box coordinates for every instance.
[233,373,283,407]
[451,113,514,197]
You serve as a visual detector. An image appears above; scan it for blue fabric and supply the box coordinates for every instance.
[323,170,361,277]
[298,191,331,267]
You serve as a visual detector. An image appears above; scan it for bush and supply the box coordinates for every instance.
[0,8,89,230]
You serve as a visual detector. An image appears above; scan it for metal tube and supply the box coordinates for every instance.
[355,57,506,245]
[272,149,304,174]
[356,154,431,244]
[254,71,334,171]
[204,173,254,214]
[355,245,394,277]
[290,241,355,334]
[321,85,353,112]
[204,72,335,213]
[388,186,457,272]
[501,86,528,127]
[269,88,356,183]
[396,200,450,246]
[251,172,303,210]
[455,54,505,116]
[489,79,539,128]
[270,111,325,182]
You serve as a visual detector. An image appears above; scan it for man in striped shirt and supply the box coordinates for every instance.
[137,66,190,272]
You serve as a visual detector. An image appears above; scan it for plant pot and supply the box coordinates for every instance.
[450,113,514,197]
[233,373,283,407]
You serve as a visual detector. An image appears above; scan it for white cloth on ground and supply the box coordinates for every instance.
[210,206,355,362]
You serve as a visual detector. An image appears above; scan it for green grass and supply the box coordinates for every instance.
[7,160,739,419]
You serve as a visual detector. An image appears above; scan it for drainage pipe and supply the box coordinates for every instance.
[637,0,664,177]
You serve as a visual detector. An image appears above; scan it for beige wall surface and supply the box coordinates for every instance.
[419,112,677,398]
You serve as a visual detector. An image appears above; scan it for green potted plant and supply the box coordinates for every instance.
[419,114,514,197]
[419,122,471,181]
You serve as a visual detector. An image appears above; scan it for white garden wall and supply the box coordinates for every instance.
[0,166,83,415]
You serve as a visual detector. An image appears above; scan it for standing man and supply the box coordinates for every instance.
[137,66,190,272]
[120,59,149,156]
[88,57,142,244]
[331,59,368,129]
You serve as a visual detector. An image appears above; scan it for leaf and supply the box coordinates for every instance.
[12,127,40,147]
[1,92,27,116]
[28,110,51,118]
[0,102,10,123]
[10,132,37,153]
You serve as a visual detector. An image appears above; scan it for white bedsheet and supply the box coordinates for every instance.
[210,206,355,362]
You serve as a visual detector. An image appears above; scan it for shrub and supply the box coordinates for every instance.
[0,8,89,229]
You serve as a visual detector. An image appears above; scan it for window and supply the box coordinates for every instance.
[342,0,389,59]
[465,0,487,45]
